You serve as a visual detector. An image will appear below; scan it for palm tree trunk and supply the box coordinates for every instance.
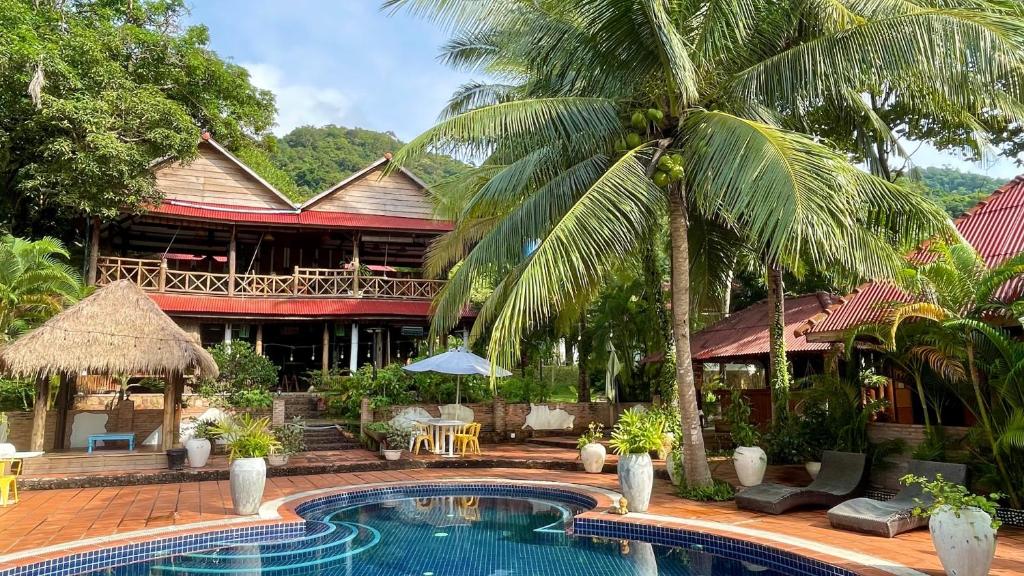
[911,370,932,431]
[669,186,713,488]
[577,315,591,402]
[967,342,1020,508]
[766,263,790,424]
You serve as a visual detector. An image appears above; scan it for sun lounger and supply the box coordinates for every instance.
[735,450,867,515]
[826,459,967,537]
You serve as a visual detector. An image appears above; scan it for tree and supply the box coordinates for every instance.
[388,0,1019,487]
[268,125,470,199]
[0,235,87,341]
[0,0,277,237]
[885,242,1024,507]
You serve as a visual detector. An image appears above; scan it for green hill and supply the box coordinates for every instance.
[268,125,469,199]
[914,166,1009,217]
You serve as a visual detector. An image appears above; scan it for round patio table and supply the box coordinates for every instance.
[419,418,465,458]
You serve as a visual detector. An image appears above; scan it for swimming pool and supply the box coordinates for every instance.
[4,484,860,576]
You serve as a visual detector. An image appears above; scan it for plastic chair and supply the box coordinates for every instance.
[455,423,481,455]
[0,458,22,507]
[411,423,435,455]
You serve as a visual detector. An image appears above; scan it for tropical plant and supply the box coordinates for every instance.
[384,423,416,451]
[576,421,605,450]
[724,390,760,448]
[677,478,735,502]
[211,414,280,460]
[901,474,1004,531]
[609,407,663,455]
[883,241,1024,507]
[201,342,278,409]
[190,418,221,442]
[0,235,87,341]
[272,418,307,455]
[384,0,1002,487]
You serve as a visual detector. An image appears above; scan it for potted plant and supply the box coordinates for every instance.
[269,418,306,466]
[901,474,1003,576]
[666,447,683,486]
[383,423,413,461]
[185,418,219,468]
[609,407,664,512]
[725,389,765,487]
[212,414,280,516]
[576,422,606,473]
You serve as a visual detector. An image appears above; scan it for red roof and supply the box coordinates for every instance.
[149,294,433,318]
[690,293,836,361]
[806,176,1024,339]
[147,201,453,233]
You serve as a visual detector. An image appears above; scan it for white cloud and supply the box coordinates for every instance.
[242,62,354,135]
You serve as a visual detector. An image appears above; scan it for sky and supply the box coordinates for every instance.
[186,1,1021,180]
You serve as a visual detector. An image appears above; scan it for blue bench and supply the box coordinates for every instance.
[87,433,136,453]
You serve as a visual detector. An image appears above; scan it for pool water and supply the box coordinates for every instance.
[91,496,784,576]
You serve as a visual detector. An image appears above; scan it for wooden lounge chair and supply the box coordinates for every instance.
[735,450,867,515]
[826,459,967,538]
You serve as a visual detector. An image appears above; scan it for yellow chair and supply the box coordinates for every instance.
[454,423,481,455]
[411,423,435,455]
[0,458,22,507]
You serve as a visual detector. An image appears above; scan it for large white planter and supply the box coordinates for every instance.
[733,446,767,487]
[229,457,267,516]
[804,461,821,480]
[666,450,683,486]
[929,506,997,576]
[383,449,402,461]
[617,453,654,512]
[267,453,289,467]
[184,438,211,468]
[580,443,606,473]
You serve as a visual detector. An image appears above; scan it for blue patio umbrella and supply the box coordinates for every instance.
[403,347,512,404]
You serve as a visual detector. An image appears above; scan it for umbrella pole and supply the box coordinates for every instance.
[456,375,461,406]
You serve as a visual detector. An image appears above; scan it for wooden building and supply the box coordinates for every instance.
[87,134,457,387]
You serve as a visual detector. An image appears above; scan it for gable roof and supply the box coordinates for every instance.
[300,156,432,210]
[690,293,837,362]
[802,175,1024,341]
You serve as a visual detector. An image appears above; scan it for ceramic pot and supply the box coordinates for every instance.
[580,442,607,473]
[229,457,267,515]
[733,446,767,487]
[805,461,821,480]
[383,449,403,461]
[184,438,211,468]
[617,452,654,512]
[929,506,997,576]
[267,453,289,467]
[666,450,683,486]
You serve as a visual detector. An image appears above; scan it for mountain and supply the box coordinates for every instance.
[268,125,470,199]
[914,166,1010,217]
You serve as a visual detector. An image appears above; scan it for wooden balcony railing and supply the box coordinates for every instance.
[95,256,444,300]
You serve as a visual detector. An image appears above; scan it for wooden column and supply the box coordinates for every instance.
[30,376,51,451]
[322,322,330,374]
[173,376,184,447]
[87,217,100,285]
[161,375,177,450]
[349,322,359,373]
[352,235,360,294]
[228,225,237,295]
[255,324,264,355]
[52,376,72,450]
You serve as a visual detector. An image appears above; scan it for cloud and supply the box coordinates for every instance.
[242,62,354,135]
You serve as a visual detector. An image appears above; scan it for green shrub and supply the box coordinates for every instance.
[576,422,604,450]
[212,413,280,459]
[724,389,760,447]
[200,342,277,409]
[902,473,1004,530]
[0,378,33,411]
[609,407,663,455]
[677,478,735,502]
[272,418,306,455]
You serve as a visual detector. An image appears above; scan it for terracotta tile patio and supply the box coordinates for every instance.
[1,448,1022,575]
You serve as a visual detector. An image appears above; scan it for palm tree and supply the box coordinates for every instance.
[0,235,86,341]
[886,241,1024,507]
[387,0,1022,487]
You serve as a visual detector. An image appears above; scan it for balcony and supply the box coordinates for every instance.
[95,256,444,300]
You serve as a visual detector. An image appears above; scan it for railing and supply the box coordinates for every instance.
[95,257,441,300]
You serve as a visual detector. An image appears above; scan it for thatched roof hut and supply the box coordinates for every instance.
[0,279,217,378]
[0,280,218,451]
